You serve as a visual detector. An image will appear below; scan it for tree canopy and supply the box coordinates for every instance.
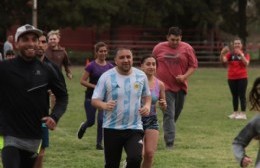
[1,0,259,43]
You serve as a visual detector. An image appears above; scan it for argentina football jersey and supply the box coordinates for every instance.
[92,67,150,130]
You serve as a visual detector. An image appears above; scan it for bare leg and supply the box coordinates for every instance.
[34,148,45,168]
[141,129,159,168]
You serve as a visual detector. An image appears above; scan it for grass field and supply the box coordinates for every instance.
[4,66,260,168]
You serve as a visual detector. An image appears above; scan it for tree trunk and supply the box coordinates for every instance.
[238,0,247,45]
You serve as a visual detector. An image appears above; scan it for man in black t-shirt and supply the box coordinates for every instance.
[0,24,68,168]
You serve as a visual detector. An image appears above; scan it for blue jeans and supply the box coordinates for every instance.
[163,90,186,146]
[84,98,103,145]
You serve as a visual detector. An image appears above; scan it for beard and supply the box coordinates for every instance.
[20,49,36,60]
[36,49,44,57]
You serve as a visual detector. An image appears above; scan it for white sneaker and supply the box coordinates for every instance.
[235,113,247,120]
[228,112,238,119]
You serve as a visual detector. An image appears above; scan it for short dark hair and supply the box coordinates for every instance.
[115,47,132,56]
[168,27,182,36]
[40,31,48,42]
[41,31,47,38]
[6,50,15,56]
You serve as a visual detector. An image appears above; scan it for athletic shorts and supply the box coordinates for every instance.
[41,123,49,149]
[142,115,159,131]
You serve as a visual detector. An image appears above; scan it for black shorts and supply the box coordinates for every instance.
[142,115,159,131]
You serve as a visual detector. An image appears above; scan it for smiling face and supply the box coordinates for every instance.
[96,46,108,61]
[233,39,243,50]
[141,57,157,77]
[16,32,39,60]
[114,49,133,75]
[48,34,60,48]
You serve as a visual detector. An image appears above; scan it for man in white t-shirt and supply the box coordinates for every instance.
[92,48,151,168]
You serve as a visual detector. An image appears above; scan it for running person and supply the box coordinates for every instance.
[0,24,68,168]
[152,26,198,149]
[140,56,167,168]
[91,48,151,168]
[77,42,113,150]
[33,32,66,168]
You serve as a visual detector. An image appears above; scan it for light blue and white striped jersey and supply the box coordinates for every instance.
[92,67,151,130]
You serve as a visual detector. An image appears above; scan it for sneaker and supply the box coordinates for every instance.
[235,113,247,120]
[77,122,86,139]
[96,144,104,150]
[228,112,238,119]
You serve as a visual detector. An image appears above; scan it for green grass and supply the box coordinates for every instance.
[3,66,260,168]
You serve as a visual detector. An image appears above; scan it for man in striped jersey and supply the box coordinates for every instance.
[92,48,151,168]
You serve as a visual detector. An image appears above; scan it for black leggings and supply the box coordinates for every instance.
[104,129,144,168]
[1,146,37,168]
[228,78,248,112]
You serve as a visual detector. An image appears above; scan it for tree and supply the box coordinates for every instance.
[219,0,260,44]
[238,0,247,44]
[1,0,259,45]
[0,0,32,42]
